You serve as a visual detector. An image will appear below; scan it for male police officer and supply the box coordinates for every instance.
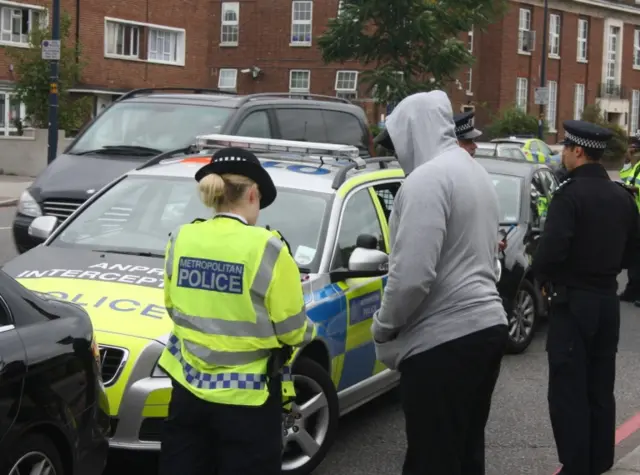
[532,120,640,475]
[619,132,640,303]
[454,110,482,157]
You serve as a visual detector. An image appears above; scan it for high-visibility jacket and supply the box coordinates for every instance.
[158,216,317,407]
[621,161,640,211]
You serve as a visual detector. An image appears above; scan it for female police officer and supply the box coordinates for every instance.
[158,147,317,475]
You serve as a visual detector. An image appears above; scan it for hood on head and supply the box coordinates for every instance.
[385,90,458,174]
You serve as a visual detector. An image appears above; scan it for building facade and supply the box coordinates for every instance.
[471,0,640,140]
[2,0,640,140]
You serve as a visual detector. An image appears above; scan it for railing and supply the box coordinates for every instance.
[598,82,626,99]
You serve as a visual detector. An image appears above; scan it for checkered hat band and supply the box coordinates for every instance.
[564,131,607,149]
[455,122,473,134]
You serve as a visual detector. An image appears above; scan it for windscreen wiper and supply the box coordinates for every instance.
[92,249,164,258]
[73,145,163,156]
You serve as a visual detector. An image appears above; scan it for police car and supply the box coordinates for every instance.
[2,135,404,475]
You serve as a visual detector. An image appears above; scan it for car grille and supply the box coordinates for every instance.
[42,199,85,219]
[99,345,128,387]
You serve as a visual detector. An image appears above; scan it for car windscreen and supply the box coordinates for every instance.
[489,173,522,225]
[49,175,332,273]
[68,102,234,155]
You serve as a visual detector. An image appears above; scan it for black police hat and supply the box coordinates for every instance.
[454,111,482,140]
[561,120,613,150]
[373,128,395,152]
[194,147,277,209]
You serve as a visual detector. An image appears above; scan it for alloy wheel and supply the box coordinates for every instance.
[9,451,56,475]
[282,374,331,471]
[509,288,536,343]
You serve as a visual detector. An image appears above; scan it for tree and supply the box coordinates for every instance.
[318,0,508,103]
[6,12,91,133]
[580,103,628,167]
[484,106,548,140]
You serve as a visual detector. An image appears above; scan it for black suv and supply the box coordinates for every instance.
[13,88,374,253]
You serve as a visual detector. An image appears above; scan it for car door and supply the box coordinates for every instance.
[537,140,555,163]
[330,185,388,391]
[0,281,26,443]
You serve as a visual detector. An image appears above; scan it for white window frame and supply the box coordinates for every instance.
[0,2,47,48]
[574,84,585,120]
[546,80,558,131]
[605,25,620,94]
[104,17,186,66]
[0,91,27,136]
[516,77,528,112]
[148,28,180,64]
[337,0,344,16]
[218,68,238,91]
[631,90,640,135]
[549,14,560,58]
[290,1,313,47]
[577,18,588,62]
[289,69,310,93]
[518,8,531,55]
[466,28,473,95]
[335,70,358,99]
[220,2,239,46]
[634,29,640,69]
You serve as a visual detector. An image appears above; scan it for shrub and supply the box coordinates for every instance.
[484,106,548,140]
[580,104,627,168]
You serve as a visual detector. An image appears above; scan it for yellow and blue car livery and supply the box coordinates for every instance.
[2,146,405,473]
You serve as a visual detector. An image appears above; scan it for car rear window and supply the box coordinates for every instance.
[275,108,366,150]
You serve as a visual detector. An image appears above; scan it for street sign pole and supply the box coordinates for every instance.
[538,0,549,140]
[47,0,61,164]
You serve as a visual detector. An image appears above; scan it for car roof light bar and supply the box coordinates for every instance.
[195,134,362,161]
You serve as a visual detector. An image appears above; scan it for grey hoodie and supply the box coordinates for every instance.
[371,91,507,370]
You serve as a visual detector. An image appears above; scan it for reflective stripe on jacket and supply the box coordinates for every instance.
[158,217,317,406]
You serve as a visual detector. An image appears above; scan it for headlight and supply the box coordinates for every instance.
[151,362,168,378]
[496,258,503,282]
[17,190,42,218]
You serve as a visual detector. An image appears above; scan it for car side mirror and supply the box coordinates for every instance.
[28,215,58,242]
[330,247,389,283]
[348,247,389,272]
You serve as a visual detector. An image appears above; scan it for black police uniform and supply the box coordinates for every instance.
[531,120,640,475]
[453,111,482,141]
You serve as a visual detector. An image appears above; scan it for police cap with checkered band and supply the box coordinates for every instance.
[561,120,613,151]
[195,147,277,209]
[629,129,640,150]
[453,111,482,140]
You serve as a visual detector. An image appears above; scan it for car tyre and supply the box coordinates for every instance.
[282,356,339,475]
[506,279,538,355]
[2,433,65,475]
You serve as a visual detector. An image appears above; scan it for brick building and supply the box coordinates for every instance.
[1,0,640,140]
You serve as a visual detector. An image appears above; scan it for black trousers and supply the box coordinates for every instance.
[398,324,508,475]
[547,288,620,475]
[622,262,640,299]
[158,378,282,475]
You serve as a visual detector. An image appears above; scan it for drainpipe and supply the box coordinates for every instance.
[538,0,549,140]
[75,0,80,64]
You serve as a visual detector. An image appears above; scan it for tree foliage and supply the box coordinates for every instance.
[484,106,547,140]
[318,0,508,103]
[581,103,628,166]
[6,12,91,132]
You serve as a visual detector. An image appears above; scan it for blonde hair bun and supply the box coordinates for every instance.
[198,173,255,210]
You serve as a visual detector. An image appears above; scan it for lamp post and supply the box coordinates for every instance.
[537,0,549,140]
[47,0,60,164]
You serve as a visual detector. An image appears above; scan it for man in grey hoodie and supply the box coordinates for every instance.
[371,91,508,475]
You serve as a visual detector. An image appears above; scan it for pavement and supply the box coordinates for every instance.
[0,204,639,475]
[0,175,32,207]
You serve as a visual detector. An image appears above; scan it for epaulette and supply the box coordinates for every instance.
[270,229,293,255]
[615,181,639,197]
[191,218,207,224]
[554,178,575,194]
